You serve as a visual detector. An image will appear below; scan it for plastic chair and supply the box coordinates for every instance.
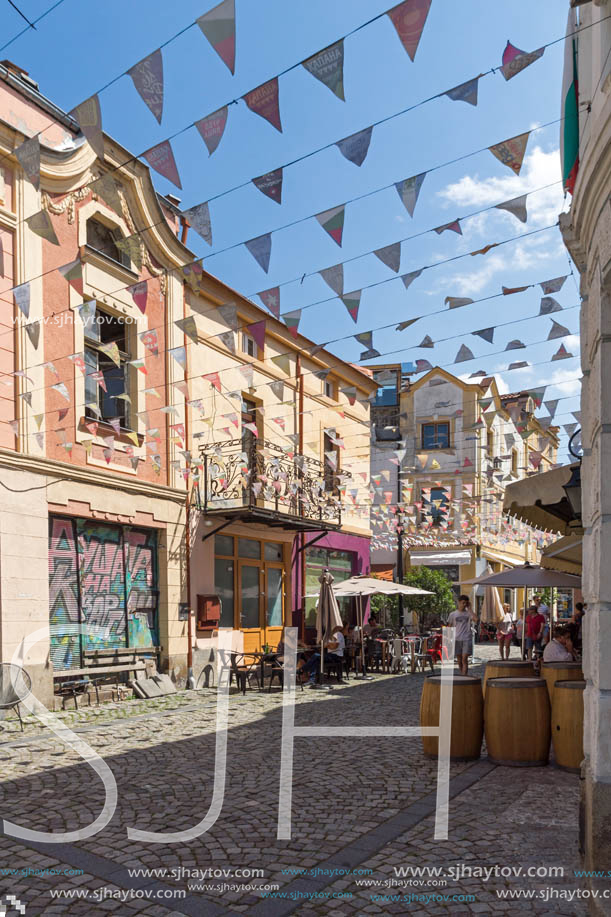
[0,664,31,731]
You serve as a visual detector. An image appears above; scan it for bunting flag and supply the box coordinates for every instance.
[446,296,473,309]
[564,422,578,436]
[245,233,272,272]
[115,235,142,271]
[548,319,570,339]
[15,136,40,190]
[501,41,545,81]
[99,341,121,366]
[169,345,187,369]
[270,380,284,400]
[258,287,280,318]
[508,361,528,370]
[387,0,432,61]
[13,283,30,318]
[68,353,86,374]
[219,330,236,354]
[271,353,291,373]
[128,280,148,314]
[197,0,236,74]
[195,106,229,156]
[315,205,345,246]
[505,339,525,350]
[302,40,344,100]
[471,242,500,256]
[541,275,567,294]
[26,210,59,245]
[434,219,461,235]
[203,371,221,392]
[183,202,212,245]
[445,75,480,106]
[58,259,84,295]
[455,344,474,363]
[283,309,301,338]
[319,263,344,296]
[502,284,529,295]
[418,335,434,348]
[175,315,199,344]
[142,140,182,188]
[244,78,282,132]
[540,296,562,315]
[489,131,530,175]
[527,386,546,408]
[252,168,283,203]
[395,173,426,217]
[495,194,527,223]
[139,329,158,356]
[544,399,559,418]
[341,290,361,323]
[52,381,71,400]
[70,95,104,159]
[401,268,422,290]
[25,321,40,349]
[355,331,374,351]
[246,320,266,350]
[396,317,418,331]
[94,173,123,216]
[218,303,238,330]
[552,343,573,361]
[340,385,357,405]
[473,327,494,343]
[416,359,433,372]
[336,126,373,166]
[373,242,401,273]
[128,49,164,123]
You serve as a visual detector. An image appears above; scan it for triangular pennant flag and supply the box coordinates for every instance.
[143,140,182,188]
[283,309,301,339]
[564,422,578,436]
[252,168,283,203]
[401,268,423,291]
[58,259,83,295]
[508,361,529,370]
[271,353,291,374]
[70,96,104,159]
[373,242,401,273]
[52,382,70,401]
[501,42,545,81]
[548,319,570,339]
[341,290,361,323]
[195,106,228,156]
[446,296,473,309]
[197,0,236,73]
[395,172,426,217]
[302,40,344,100]
[506,339,526,350]
[434,219,461,235]
[26,210,59,245]
[495,194,528,223]
[128,48,164,123]
[340,386,357,406]
[415,359,433,372]
[203,371,221,392]
[270,381,284,400]
[319,263,344,296]
[34,432,44,450]
[336,126,373,167]
[175,315,199,344]
[455,344,474,363]
[541,276,568,294]
[169,345,187,369]
[418,335,434,348]
[219,330,236,354]
[355,331,373,350]
[15,136,40,190]
[502,285,529,295]
[183,202,212,246]
[470,242,500,256]
[244,77,282,132]
[245,233,272,272]
[25,321,41,349]
[115,234,142,271]
[387,0,432,61]
[20,392,32,408]
[527,386,546,408]
[93,173,123,215]
[13,283,30,318]
[396,318,418,331]
[218,303,238,330]
[33,413,44,430]
[445,75,480,106]
[489,131,530,175]
[247,320,266,350]
[139,329,159,356]
[540,296,562,315]
[258,287,280,318]
[315,205,345,246]
[544,400,559,418]
[473,327,494,343]
[99,341,121,366]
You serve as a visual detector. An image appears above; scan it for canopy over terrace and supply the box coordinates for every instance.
[461,562,581,589]
[503,463,579,535]
[330,576,433,597]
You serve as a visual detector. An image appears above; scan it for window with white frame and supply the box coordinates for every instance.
[84,304,131,428]
[241,332,258,358]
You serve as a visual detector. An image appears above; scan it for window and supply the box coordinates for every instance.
[323,431,339,493]
[86,218,130,268]
[421,421,450,450]
[241,398,258,458]
[324,378,336,400]
[304,547,354,627]
[424,486,450,527]
[241,332,258,358]
[213,534,285,631]
[84,305,130,428]
[511,449,519,476]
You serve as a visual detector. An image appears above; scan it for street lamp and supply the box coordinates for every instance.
[395,507,404,627]
[563,429,582,522]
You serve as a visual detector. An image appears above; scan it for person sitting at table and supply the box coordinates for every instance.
[324,624,346,683]
[276,628,318,682]
[543,625,577,662]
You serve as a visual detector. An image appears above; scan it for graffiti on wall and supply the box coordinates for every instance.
[125,528,158,647]
[48,517,80,670]
[77,522,126,651]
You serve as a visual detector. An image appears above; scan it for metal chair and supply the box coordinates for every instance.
[0,664,31,731]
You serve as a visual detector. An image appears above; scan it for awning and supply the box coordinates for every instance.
[503,463,578,534]
[541,533,582,575]
[481,547,527,568]
[410,549,472,566]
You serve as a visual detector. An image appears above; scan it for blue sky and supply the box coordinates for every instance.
[3,0,581,457]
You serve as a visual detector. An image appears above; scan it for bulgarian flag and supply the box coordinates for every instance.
[561,8,579,194]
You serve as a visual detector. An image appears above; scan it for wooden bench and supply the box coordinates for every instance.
[54,647,161,709]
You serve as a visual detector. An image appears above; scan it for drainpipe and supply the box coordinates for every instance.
[297,354,306,638]
[180,216,189,245]
[183,285,195,689]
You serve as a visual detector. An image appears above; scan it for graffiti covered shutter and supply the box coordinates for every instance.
[48,517,81,670]
[76,521,127,651]
[125,528,158,647]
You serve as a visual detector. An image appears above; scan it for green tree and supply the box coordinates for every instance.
[402,567,456,633]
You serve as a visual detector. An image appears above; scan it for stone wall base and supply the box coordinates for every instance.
[581,764,611,914]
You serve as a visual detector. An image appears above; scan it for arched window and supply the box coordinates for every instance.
[86,218,129,267]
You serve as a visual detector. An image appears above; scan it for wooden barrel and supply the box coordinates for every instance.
[482,659,535,696]
[541,661,583,703]
[485,677,550,766]
[420,675,483,761]
[552,680,585,772]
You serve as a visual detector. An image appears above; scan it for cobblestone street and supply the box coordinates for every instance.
[0,645,589,916]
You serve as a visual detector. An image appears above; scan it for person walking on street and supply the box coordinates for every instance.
[533,594,550,645]
[525,604,545,660]
[496,603,515,660]
[448,595,477,675]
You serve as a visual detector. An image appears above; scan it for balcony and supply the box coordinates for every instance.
[195,439,344,531]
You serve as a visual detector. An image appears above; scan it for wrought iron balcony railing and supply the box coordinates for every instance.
[196,439,344,528]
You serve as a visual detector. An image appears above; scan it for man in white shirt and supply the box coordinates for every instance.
[543,626,576,663]
[325,625,346,682]
[448,595,477,675]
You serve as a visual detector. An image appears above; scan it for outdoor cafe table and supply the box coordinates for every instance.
[248,646,318,690]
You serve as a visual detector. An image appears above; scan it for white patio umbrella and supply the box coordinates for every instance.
[480,587,504,625]
[315,570,343,686]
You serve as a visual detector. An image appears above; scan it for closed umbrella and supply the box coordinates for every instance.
[480,587,504,625]
[315,570,343,687]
